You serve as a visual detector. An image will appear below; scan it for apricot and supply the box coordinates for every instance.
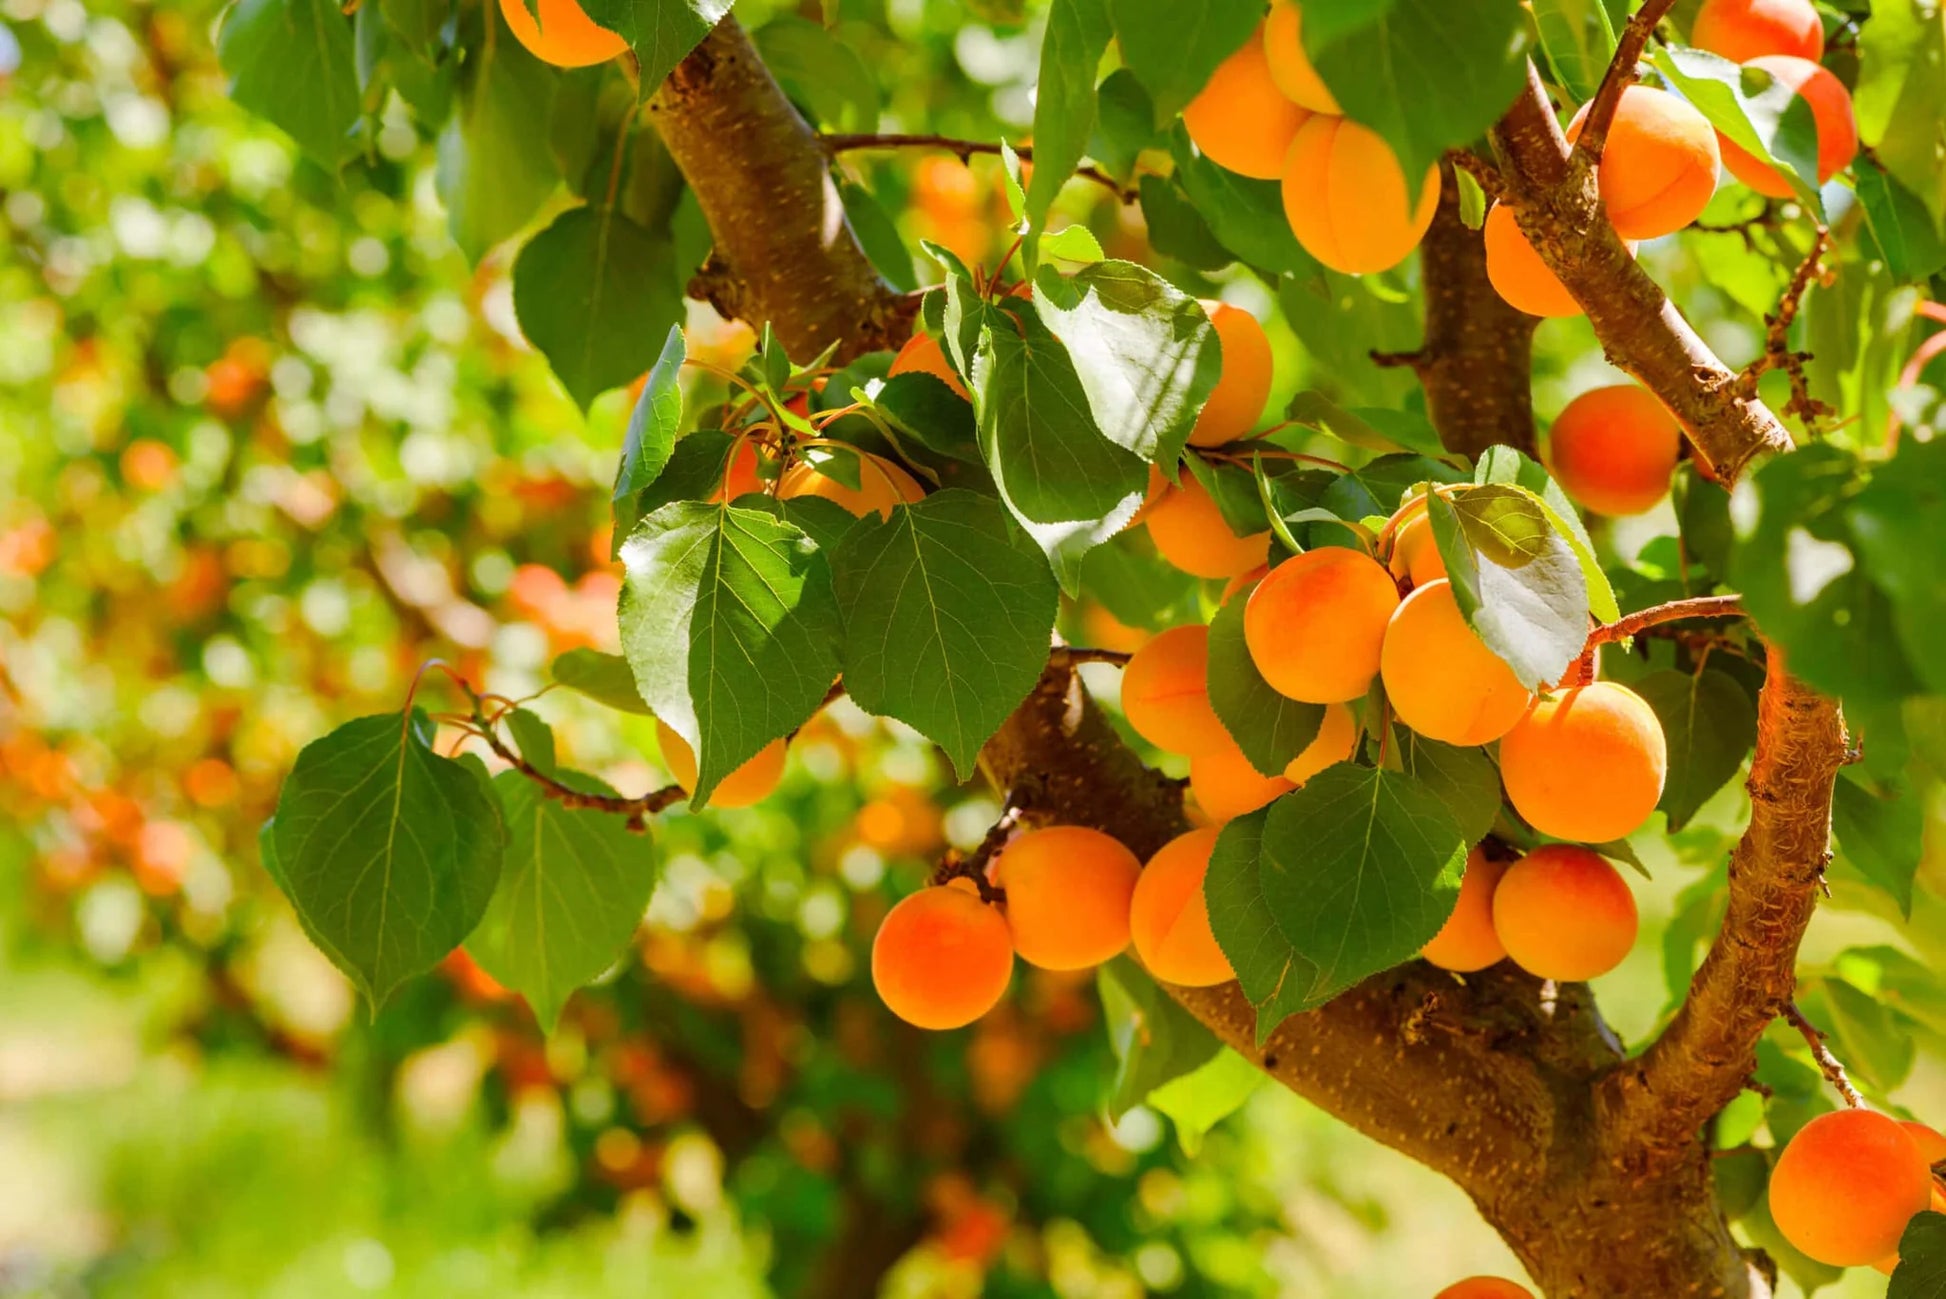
[1434,1280,1534,1299]
[1262,1,1340,114]
[1566,87,1721,240]
[1380,580,1534,745]
[1145,475,1272,580]
[1500,682,1668,843]
[1717,56,1858,198]
[888,330,968,400]
[1282,115,1440,275]
[992,826,1141,970]
[1904,1120,1946,1170]
[1491,845,1638,981]
[1120,624,1232,757]
[1190,735,1295,823]
[1545,385,1683,518]
[1130,828,1235,987]
[1244,547,1401,703]
[1184,25,1312,180]
[710,438,765,503]
[1420,849,1508,973]
[872,885,1014,1029]
[1769,1108,1932,1266]
[1219,564,1271,606]
[497,0,627,68]
[656,721,787,809]
[778,452,924,520]
[1691,0,1824,63]
[1187,301,1274,448]
[1284,701,1359,783]
[1385,495,1446,588]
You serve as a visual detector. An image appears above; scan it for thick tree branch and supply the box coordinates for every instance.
[1574,0,1680,163]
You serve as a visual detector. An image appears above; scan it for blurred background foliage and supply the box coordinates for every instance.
[0,0,1942,1295]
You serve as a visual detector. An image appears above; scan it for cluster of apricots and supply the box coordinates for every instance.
[1768,1108,1946,1272]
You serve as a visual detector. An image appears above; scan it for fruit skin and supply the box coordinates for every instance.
[1545,385,1683,518]
[1768,1108,1932,1266]
[1244,547,1401,704]
[1184,25,1312,180]
[656,721,787,809]
[778,453,925,520]
[1120,625,1232,757]
[872,886,1014,1030]
[1187,301,1274,448]
[1283,701,1359,783]
[1262,1,1340,114]
[1281,115,1441,275]
[1421,849,1508,973]
[1145,475,1272,579]
[993,826,1142,970]
[1491,845,1639,981]
[1566,87,1721,240]
[1385,496,1446,588]
[1691,0,1825,63]
[1190,734,1295,822]
[888,330,968,400]
[1716,56,1858,198]
[710,438,765,503]
[1434,1279,1535,1299]
[497,0,627,68]
[1500,682,1668,843]
[1130,828,1235,987]
[1381,580,1534,745]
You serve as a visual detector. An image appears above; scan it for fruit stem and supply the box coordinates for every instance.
[1782,1001,1865,1110]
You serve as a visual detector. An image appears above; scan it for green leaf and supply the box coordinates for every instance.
[1260,766,1467,1004]
[1428,486,1590,690]
[1855,156,1946,284]
[1146,1048,1262,1155]
[1204,808,1318,1043]
[612,429,742,551]
[271,712,505,1007]
[514,206,681,412]
[618,502,842,808]
[1647,46,1823,213]
[1205,586,1325,777]
[1634,669,1758,832]
[436,15,560,263]
[552,648,653,715]
[869,373,978,463]
[1020,493,1148,595]
[1831,771,1924,917]
[1854,0,1946,226]
[1170,128,1317,276]
[1533,0,1615,103]
[1473,445,1619,624]
[577,0,731,94]
[1138,175,1233,271]
[1028,0,1113,232]
[467,770,655,1032]
[836,177,918,293]
[1039,224,1107,263]
[1397,732,1502,845]
[1097,955,1224,1121]
[829,491,1057,779]
[1814,976,1916,1092]
[505,707,559,777]
[1284,391,1447,459]
[1847,436,1946,696]
[1107,0,1261,124]
[754,16,878,131]
[614,325,685,499]
[218,0,362,169]
[1093,68,1161,181]
[1889,1212,1946,1299]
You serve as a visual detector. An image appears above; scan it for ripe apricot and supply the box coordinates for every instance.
[1420,849,1508,973]
[1145,475,1272,580]
[1380,580,1534,745]
[710,438,765,503]
[1434,1280,1534,1299]
[1566,87,1721,240]
[1281,115,1440,275]
[1130,828,1235,987]
[888,330,968,400]
[1219,564,1271,606]
[1262,1,1340,114]
[1184,25,1311,180]
[497,0,627,68]
[1500,682,1668,843]
[656,721,788,809]
[1545,385,1682,518]
[1187,301,1273,448]
[1244,547,1400,703]
[1190,735,1296,822]
[1283,702,1359,783]
[778,452,924,520]
[1692,0,1824,63]
[1769,1108,1932,1266]
[1385,495,1446,588]
[1717,56,1858,198]
[872,885,1014,1029]
[992,826,1141,970]
[1903,1120,1946,1170]
[1121,625,1232,757]
[1491,845,1638,981]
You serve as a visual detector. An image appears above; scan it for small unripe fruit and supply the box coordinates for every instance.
[1717,56,1858,199]
[1184,26,1312,180]
[656,721,787,809]
[1385,496,1446,588]
[888,330,969,400]
[1491,845,1639,981]
[779,453,925,521]
[1283,702,1359,784]
[1190,735,1295,823]
[1244,547,1401,703]
[1545,385,1683,518]
[1187,301,1274,448]
[1420,848,1508,973]
[1500,682,1668,843]
[1145,475,1272,580]
[1566,87,1721,240]
[1434,1279,1535,1299]
[1262,1,1340,114]
[1121,625,1232,757]
[872,885,1014,1029]
[1769,1108,1932,1266]
[1281,116,1440,275]
[1130,828,1235,987]
[498,0,627,67]
[1691,0,1825,64]
[1380,580,1534,745]
[993,826,1142,970]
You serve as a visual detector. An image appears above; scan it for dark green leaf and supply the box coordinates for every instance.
[612,429,741,552]
[1205,586,1325,777]
[755,16,878,131]
[1021,493,1148,595]
[1889,1212,1946,1299]
[614,325,684,499]
[514,205,681,411]
[1648,46,1823,213]
[1856,156,1946,284]
[870,372,978,463]
[436,18,559,263]
[1398,732,1502,844]
[1848,436,1946,696]
[1028,0,1114,231]
[1139,175,1232,271]
[1097,955,1224,1120]
[1831,771,1924,917]
[836,177,918,292]
[1816,976,1916,1092]
[576,0,731,95]
[552,648,653,715]
[1284,391,1446,459]
[1533,0,1615,102]
[1428,485,1590,690]
[1204,808,1317,1043]
[1107,0,1261,124]
[1852,0,1946,226]
[1634,669,1758,831]
[218,0,362,169]
[1093,68,1161,180]
[1171,128,1317,276]
[1075,529,1205,630]
[505,708,559,777]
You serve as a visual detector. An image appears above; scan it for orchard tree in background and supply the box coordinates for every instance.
[206,0,1946,1293]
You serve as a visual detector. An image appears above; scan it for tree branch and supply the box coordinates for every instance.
[476,716,687,825]
[820,133,1138,203]
[1574,0,1681,163]
[1586,595,1746,648]
[1782,1001,1865,1109]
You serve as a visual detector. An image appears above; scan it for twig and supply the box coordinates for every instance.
[1444,148,1509,202]
[1585,595,1747,649]
[1371,349,1428,370]
[476,716,686,828]
[1782,1002,1864,1109]
[1052,646,1134,669]
[933,802,1023,904]
[1575,0,1682,163]
[1694,202,1781,255]
[818,133,1139,204]
[1737,227,1835,428]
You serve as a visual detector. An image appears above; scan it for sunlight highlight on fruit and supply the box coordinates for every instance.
[1281,115,1441,275]
[1769,1108,1932,1266]
[1183,25,1311,181]
[872,885,1015,1029]
[1121,625,1231,757]
[1380,579,1533,745]
[1420,849,1507,974]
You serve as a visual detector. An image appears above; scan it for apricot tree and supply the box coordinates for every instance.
[215,0,1946,1293]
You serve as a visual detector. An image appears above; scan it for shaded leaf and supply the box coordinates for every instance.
[1107,0,1261,123]
[1831,771,1925,917]
[1028,0,1114,231]
[436,15,559,263]
[1098,954,1224,1120]
[1398,732,1501,844]
[614,325,684,499]
[1635,669,1758,831]
[218,0,362,169]
[1204,808,1318,1044]
[1429,485,1590,690]
[577,0,732,94]
[1147,1048,1262,1155]
[552,648,653,715]
[1206,585,1325,777]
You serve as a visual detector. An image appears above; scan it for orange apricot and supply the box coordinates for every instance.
[872,885,1014,1029]
[1769,1108,1932,1266]
[1385,495,1446,588]
[888,330,968,400]
[1420,848,1508,973]
[1120,625,1232,757]
[1491,845,1638,981]
[497,0,627,68]
[1130,828,1235,987]
[1283,701,1359,783]
[1262,1,1340,114]
[1190,735,1295,823]
[1244,547,1401,703]
[1434,1280,1535,1299]
[1145,475,1272,580]
[1219,564,1271,606]
[1187,301,1273,448]
[1545,385,1683,518]
[778,452,925,521]
[1717,56,1857,198]
[655,721,788,810]
[1500,682,1668,843]
[1482,204,1640,320]
[710,438,765,503]
[1565,87,1721,240]
[992,826,1141,970]
[1380,580,1534,745]
[1903,1120,1946,1169]
[1281,115,1440,275]
[1691,0,1825,63]
[1183,25,1312,180]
